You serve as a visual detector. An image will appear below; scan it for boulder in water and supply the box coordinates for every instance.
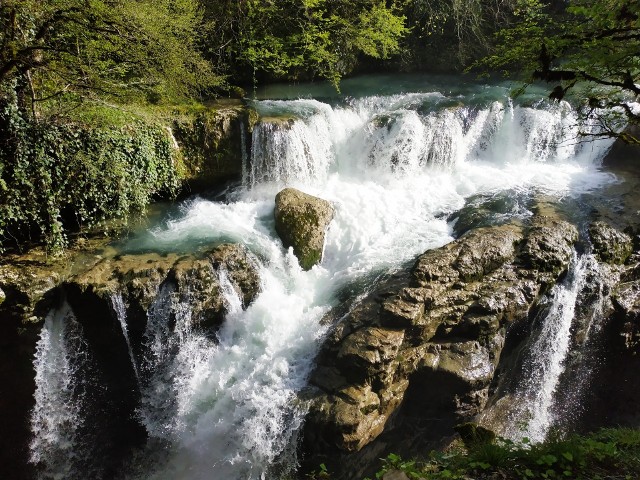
[274,188,334,270]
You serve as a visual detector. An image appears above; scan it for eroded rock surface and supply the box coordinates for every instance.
[589,221,634,265]
[68,243,260,332]
[301,215,578,475]
[172,104,258,192]
[274,188,334,270]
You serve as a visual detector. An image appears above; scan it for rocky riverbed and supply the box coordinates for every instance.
[1,143,640,480]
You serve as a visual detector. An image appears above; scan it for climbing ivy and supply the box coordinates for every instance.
[0,96,179,254]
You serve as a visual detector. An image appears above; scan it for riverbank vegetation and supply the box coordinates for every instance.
[1,0,638,253]
[368,428,640,480]
[479,0,640,144]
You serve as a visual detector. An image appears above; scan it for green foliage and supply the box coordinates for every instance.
[0,0,222,118]
[374,428,640,480]
[476,0,640,143]
[201,0,408,89]
[399,0,522,71]
[0,95,179,254]
[306,463,331,479]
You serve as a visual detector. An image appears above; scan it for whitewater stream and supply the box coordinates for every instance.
[30,75,619,479]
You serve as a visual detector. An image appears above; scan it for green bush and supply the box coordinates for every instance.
[0,99,180,254]
[374,428,640,480]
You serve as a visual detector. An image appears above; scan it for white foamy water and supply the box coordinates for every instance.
[111,293,141,383]
[503,254,605,443]
[30,302,89,480]
[31,83,619,479]
[137,94,615,478]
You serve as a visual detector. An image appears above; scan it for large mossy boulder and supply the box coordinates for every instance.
[274,188,334,270]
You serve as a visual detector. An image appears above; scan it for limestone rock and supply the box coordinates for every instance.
[69,243,260,332]
[274,188,334,270]
[612,279,640,351]
[211,243,261,306]
[520,216,578,275]
[172,105,256,191]
[454,422,496,448]
[303,211,579,468]
[589,221,633,265]
[413,224,522,285]
[0,248,92,318]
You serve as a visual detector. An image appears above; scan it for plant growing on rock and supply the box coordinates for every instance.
[373,428,640,480]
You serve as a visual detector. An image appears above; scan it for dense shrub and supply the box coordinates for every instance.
[371,428,640,480]
[0,99,179,254]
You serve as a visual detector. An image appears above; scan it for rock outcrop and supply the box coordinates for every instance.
[68,243,260,333]
[301,214,578,477]
[611,256,640,352]
[172,104,258,192]
[0,242,110,480]
[0,241,261,480]
[589,221,634,265]
[274,188,334,270]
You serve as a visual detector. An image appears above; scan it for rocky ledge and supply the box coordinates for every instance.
[300,212,580,477]
[67,243,260,334]
[0,241,261,480]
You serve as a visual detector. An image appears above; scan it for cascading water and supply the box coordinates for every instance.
[111,293,141,383]
[217,266,244,315]
[30,77,620,479]
[30,302,91,480]
[498,253,610,443]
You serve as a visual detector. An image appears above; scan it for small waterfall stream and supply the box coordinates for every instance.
[217,267,243,315]
[29,77,620,479]
[30,302,91,480]
[111,293,141,384]
[492,253,612,443]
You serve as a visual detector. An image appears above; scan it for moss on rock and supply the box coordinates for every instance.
[274,188,334,270]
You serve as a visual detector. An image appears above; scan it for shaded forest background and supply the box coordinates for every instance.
[0,0,638,253]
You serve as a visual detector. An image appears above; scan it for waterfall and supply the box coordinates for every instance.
[244,95,613,191]
[30,302,90,480]
[30,79,620,480]
[111,293,141,383]
[134,93,614,478]
[138,282,209,440]
[217,266,243,315]
[503,254,608,443]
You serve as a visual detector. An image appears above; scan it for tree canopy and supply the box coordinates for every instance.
[201,0,408,89]
[0,0,220,118]
[480,0,640,144]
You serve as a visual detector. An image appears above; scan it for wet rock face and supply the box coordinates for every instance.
[613,280,640,351]
[40,243,261,477]
[520,216,579,278]
[611,257,640,352]
[301,216,579,476]
[172,105,257,192]
[589,221,634,265]
[579,253,640,433]
[69,243,260,333]
[274,188,334,270]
